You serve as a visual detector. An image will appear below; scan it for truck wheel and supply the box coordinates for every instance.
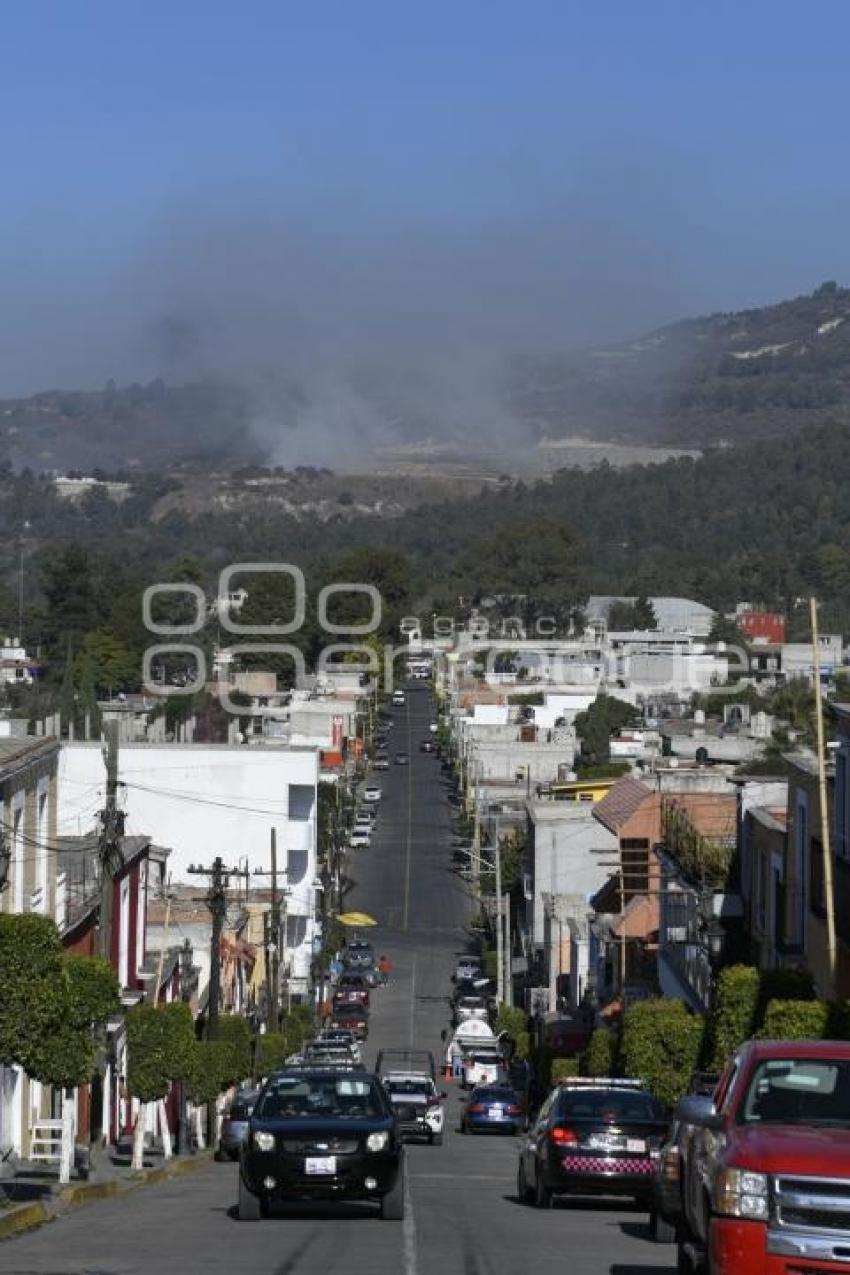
[238,1175,262,1221]
[651,1212,677,1244]
[381,1165,405,1220]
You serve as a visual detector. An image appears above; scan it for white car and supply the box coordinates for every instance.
[349,828,371,848]
[364,785,382,803]
[392,691,406,706]
[429,721,439,733]
[455,996,488,1024]
[455,958,483,982]
[383,1073,445,1144]
[462,1049,504,1089]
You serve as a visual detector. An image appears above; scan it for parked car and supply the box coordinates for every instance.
[394,752,410,766]
[462,1048,505,1089]
[237,1069,405,1220]
[675,1039,850,1275]
[333,972,371,1007]
[343,941,375,970]
[461,1086,526,1135]
[374,754,389,771]
[649,1119,683,1243]
[419,739,435,753]
[455,996,489,1024]
[364,785,382,803]
[315,1029,361,1063]
[329,1002,369,1040]
[349,828,371,848]
[516,1078,668,1210]
[382,1072,446,1145]
[217,1089,260,1160]
[392,690,406,706]
[455,957,483,983]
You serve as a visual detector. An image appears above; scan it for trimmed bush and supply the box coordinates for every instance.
[708,965,760,1071]
[621,999,705,1109]
[254,1032,289,1078]
[216,1014,252,1087]
[584,1027,619,1077]
[759,999,830,1041]
[184,1039,230,1106]
[550,1057,580,1083]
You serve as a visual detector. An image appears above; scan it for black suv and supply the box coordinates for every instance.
[239,1069,405,1220]
[517,1080,667,1209]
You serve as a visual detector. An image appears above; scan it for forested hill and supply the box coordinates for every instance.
[513,281,850,446]
[3,283,850,469]
[356,418,850,626]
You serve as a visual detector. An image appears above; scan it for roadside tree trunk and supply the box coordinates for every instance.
[157,1099,173,1160]
[59,1087,75,1185]
[194,1105,206,1150]
[131,1103,147,1171]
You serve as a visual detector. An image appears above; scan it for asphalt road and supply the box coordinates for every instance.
[3,685,677,1275]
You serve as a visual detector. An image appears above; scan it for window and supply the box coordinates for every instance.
[739,1059,850,1126]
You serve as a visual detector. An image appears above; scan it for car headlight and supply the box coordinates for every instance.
[713,1168,769,1220]
[366,1132,389,1152]
[253,1130,276,1152]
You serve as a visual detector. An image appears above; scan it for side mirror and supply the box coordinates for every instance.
[675,1093,721,1130]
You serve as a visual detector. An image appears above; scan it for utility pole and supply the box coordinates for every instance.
[503,892,513,1008]
[495,824,504,1004]
[97,722,123,964]
[188,857,234,1039]
[269,828,279,1030]
[810,597,837,994]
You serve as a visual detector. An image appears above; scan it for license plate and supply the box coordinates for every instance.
[626,1138,646,1153]
[588,1134,621,1151]
[305,1156,336,1175]
[489,1106,503,1119]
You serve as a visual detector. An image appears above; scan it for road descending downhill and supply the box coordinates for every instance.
[2,686,676,1275]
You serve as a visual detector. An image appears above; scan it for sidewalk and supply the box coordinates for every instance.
[0,1141,214,1240]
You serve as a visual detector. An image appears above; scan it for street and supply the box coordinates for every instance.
[3,687,676,1275]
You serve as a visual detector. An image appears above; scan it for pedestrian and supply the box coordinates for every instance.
[451,1043,463,1080]
[377,954,391,985]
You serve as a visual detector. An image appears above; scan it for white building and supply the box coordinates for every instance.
[58,742,320,993]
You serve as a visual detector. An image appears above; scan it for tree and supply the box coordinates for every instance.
[0,915,120,1182]
[126,1002,195,1170]
[633,596,657,630]
[574,693,639,767]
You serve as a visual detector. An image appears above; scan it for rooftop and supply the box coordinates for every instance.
[592,775,653,834]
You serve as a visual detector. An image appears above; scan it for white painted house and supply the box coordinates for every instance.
[58,742,320,993]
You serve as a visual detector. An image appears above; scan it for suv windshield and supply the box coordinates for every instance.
[255,1075,387,1120]
[739,1058,850,1125]
[555,1090,663,1122]
[385,1079,432,1096]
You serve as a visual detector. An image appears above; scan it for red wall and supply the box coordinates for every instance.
[740,611,786,644]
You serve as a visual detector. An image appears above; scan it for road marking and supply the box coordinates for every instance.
[402,697,413,930]
[403,1167,417,1275]
[409,951,417,1046]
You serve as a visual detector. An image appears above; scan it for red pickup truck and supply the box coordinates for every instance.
[675,1039,850,1275]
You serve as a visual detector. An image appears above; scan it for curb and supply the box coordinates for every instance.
[0,1201,49,1241]
[1,1151,214,1242]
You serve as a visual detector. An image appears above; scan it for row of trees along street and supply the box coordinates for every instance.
[0,914,316,1179]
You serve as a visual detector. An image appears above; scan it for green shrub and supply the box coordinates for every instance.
[184,1039,230,1105]
[708,965,760,1070]
[550,1057,580,1083]
[755,968,815,1020]
[621,999,705,1109]
[513,1030,531,1062]
[254,1031,288,1078]
[759,999,830,1040]
[214,1015,252,1087]
[584,1027,619,1077]
[496,1005,527,1037]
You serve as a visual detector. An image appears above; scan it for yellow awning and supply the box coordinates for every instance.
[337,911,378,927]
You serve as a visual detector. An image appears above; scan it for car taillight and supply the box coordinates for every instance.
[507,1105,523,1115]
[468,1103,485,1114]
[549,1126,578,1146]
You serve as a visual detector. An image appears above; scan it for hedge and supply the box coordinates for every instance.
[708,964,817,1069]
[621,999,704,1109]
[184,1039,231,1105]
[254,1031,289,1078]
[584,1027,619,1077]
[550,1057,580,1083]
[758,998,830,1041]
[215,1014,252,1087]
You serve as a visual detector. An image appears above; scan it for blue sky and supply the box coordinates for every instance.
[2,1,850,393]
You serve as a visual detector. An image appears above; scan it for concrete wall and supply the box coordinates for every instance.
[528,805,618,946]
